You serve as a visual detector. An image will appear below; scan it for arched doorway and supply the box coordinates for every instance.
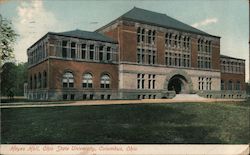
[167,75,188,94]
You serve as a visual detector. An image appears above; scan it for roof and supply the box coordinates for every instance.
[49,29,117,43]
[220,54,245,61]
[98,7,220,38]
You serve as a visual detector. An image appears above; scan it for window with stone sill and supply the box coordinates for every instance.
[100,74,110,89]
[137,74,145,89]
[82,73,93,88]
[62,72,74,88]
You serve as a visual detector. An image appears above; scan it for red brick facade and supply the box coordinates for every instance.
[27,8,246,100]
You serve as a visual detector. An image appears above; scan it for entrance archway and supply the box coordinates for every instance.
[167,75,188,94]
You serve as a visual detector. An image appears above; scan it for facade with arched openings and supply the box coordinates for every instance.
[27,7,246,100]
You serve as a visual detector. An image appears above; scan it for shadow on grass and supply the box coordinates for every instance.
[0,103,245,144]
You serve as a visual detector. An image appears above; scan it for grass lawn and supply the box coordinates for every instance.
[1,101,249,144]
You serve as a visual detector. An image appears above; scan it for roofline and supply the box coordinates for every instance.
[27,33,49,51]
[220,54,245,61]
[121,17,221,38]
[27,31,118,51]
[48,32,118,44]
[96,16,220,39]
[96,7,220,39]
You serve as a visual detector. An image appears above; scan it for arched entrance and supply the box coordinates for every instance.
[167,75,188,94]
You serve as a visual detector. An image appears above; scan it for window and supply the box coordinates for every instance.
[101,94,105,100]
[100,74,110,88]
[82,73,93,88]
[107,47,111,61]
[62,41,67,58]
[148,30,152,44]
[71,42,76,58]
[137,27,141,43]
[141,28,145,42]
[30,76,33,89]
[89,45,94,60]
[38,72,42,88]
[152,30,156,43]
[89,94,94,100]
[43,71,47,88]
[63,94,67,100]
[83,94,87,100]
[34,74,37,89]
[99,45,104,61]
[152,51,156,64]
[137,74,145,89]
[228,80,233,90]
[221,80,225,90]
[62,72,74,88]
[236,81,241,90]
[70,94,75,100]
[81,44,87,59]
[107,95,111,100]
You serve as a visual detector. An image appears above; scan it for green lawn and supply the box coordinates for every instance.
[1,101,249,144]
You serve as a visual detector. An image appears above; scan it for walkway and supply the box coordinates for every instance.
[0,95,246,109]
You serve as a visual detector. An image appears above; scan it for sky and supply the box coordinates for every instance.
[0,0,249,81]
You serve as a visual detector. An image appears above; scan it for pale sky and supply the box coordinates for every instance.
[0,0,249,81]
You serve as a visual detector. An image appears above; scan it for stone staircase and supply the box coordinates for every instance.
[173,94,207,101]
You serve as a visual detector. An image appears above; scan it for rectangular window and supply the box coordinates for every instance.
[70,94,75,100]
[83,94,87,100]
[71,42,76,58]
[89,45,94,60]
[101,94,105,100]
[62,41,67,58]
[107,95,111,100]
[99,46,104,61]
[81,44,86,59]
[89,94,94,100]
[107,47,111,61]
[63,94,67,100]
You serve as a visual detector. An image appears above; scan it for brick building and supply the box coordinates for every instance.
[27,7,246,100]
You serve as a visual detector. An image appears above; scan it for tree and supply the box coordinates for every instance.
[0,62,28,97]
[1,62,17,96]
[0,14,18,65]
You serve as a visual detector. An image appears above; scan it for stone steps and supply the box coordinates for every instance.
[174,94,206,100]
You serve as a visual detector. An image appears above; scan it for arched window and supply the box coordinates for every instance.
[43,71,47,88]
[221,80,225,90]
[62,72,74,88]
[82,73,93,88]
[34,74,37,89]
[228,80,233,90]
[100,74,110,88]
